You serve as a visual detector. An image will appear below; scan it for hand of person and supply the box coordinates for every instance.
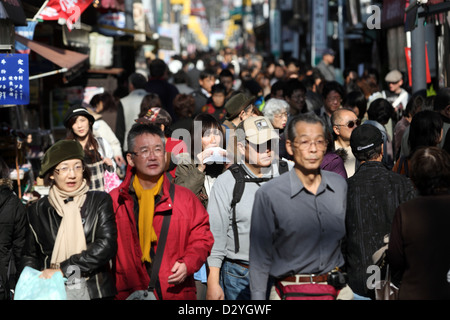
[206,282,225,300]
[102,157,114,167]
[195,149,215,172]
[114,155,126,167]
[168,261,187,285]
[39,268,63,279]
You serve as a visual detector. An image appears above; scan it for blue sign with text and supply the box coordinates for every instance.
[0,54,30,105]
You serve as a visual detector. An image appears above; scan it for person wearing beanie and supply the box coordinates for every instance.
[344,124,416,300]
[21,139,118,300]
[222,93,257,164]
[63,105,116,191]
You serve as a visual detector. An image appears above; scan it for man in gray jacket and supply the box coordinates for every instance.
[115,72,148,152]
[206,116,291,300]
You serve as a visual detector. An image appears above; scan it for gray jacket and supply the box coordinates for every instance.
[206,161,291,268]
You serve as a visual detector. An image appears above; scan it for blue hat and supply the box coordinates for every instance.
[324,48,336,56]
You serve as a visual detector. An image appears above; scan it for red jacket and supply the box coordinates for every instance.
[110,167,214,300]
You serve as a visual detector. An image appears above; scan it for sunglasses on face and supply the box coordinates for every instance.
[335,119,361,129]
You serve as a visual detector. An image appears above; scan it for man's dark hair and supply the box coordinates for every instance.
[408,110,443,155]
[284,78,306,99]
[322,81,345,100]
[128,72,147,89]
[433,87,450,112]
[219,69,234,79]
[367,98,394,125]
[353,144,383,162]
[286,112,326,142]
[410,146,450,195]
[127,123,166,153]
[149,59,167,78]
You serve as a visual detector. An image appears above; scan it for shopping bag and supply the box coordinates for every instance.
[14,266,67,300]
[104,170,121,193]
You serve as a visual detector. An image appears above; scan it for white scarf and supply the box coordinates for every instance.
[48,180,89,267]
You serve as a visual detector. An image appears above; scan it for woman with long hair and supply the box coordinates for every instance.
[174,113,227,299]
[63,105,116,191]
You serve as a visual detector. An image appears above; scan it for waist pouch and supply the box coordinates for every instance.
[275,282,338,300]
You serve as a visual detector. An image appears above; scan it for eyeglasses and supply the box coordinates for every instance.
[130,146,164,158]
[294,139,328,151]
[334,119,361,129]
[273,112,289,119]
[54,164,84,175]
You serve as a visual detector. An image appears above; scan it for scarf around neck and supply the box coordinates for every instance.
[133,174,164,263]
[48,179,89,268]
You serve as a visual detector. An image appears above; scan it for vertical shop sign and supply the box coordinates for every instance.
[0,54,29,105]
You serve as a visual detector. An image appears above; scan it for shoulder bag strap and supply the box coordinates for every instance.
[148,182,175,298]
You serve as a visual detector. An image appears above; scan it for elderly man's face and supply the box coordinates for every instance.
[286,121,327,172]
[127,133,166,181]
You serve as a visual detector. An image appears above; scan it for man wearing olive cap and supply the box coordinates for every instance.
[344,124,416,300]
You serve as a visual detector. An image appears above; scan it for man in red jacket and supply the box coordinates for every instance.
[110,123,214,300]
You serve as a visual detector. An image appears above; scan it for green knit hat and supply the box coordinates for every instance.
[39,140,85,177]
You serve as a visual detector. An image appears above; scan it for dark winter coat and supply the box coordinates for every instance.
[0,185,26,300]
[343,161,416,298]
[22,191,117,299]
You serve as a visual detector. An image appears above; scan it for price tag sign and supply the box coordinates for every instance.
[0,54,30,105]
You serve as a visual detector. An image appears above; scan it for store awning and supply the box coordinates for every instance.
[15,33,89,79]
[15,33,89,69]
[0,0,27,26]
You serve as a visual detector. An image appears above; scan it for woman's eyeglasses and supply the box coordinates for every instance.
[334,119,361,129]
[54,164,84,175]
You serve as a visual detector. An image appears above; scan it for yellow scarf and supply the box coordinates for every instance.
[133,175,164,263]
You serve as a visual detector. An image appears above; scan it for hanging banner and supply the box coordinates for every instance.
[14,21,37,54]
[405,46,431,87]
[0,53,29,105]
[38,0,93,30]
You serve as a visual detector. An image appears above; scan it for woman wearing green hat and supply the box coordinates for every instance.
[20,140,117,300]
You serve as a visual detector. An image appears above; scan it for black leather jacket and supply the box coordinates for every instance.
[22,191,117,299]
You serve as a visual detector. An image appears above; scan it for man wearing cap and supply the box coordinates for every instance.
[221,93,257,164]
[249,113,351,300]
[206,116,292,300]
[317,48,336,82]
[382,69,410,114]
[343,124,416,300]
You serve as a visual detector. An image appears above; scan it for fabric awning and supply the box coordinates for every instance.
[15,33,89,69]
[0,0,27,26]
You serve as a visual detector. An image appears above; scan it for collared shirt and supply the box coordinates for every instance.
[207,161,291,268]
[249,168,347,300]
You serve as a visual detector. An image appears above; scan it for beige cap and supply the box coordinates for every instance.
[236,116,279,145]
[384,70,402,83]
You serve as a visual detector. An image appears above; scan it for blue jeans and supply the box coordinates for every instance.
[220,260,251,300]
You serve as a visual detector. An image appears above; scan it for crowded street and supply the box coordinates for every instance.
[0,0,449,307]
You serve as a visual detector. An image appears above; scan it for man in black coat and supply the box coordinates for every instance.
[343,124,416,300]
[145,59,179,121]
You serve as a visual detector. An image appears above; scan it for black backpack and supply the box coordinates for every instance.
[228,160,288,253]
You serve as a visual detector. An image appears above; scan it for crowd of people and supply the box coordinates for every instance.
[1,47,450,301]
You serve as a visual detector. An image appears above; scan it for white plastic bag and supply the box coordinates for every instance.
[14,266,67,300]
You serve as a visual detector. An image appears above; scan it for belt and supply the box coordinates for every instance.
[224,258,249,269]
[281,273,329,284]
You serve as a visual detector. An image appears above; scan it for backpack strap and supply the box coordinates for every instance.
[229,164,245,254]
[228,164,272,253]
[279,159,288,174]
